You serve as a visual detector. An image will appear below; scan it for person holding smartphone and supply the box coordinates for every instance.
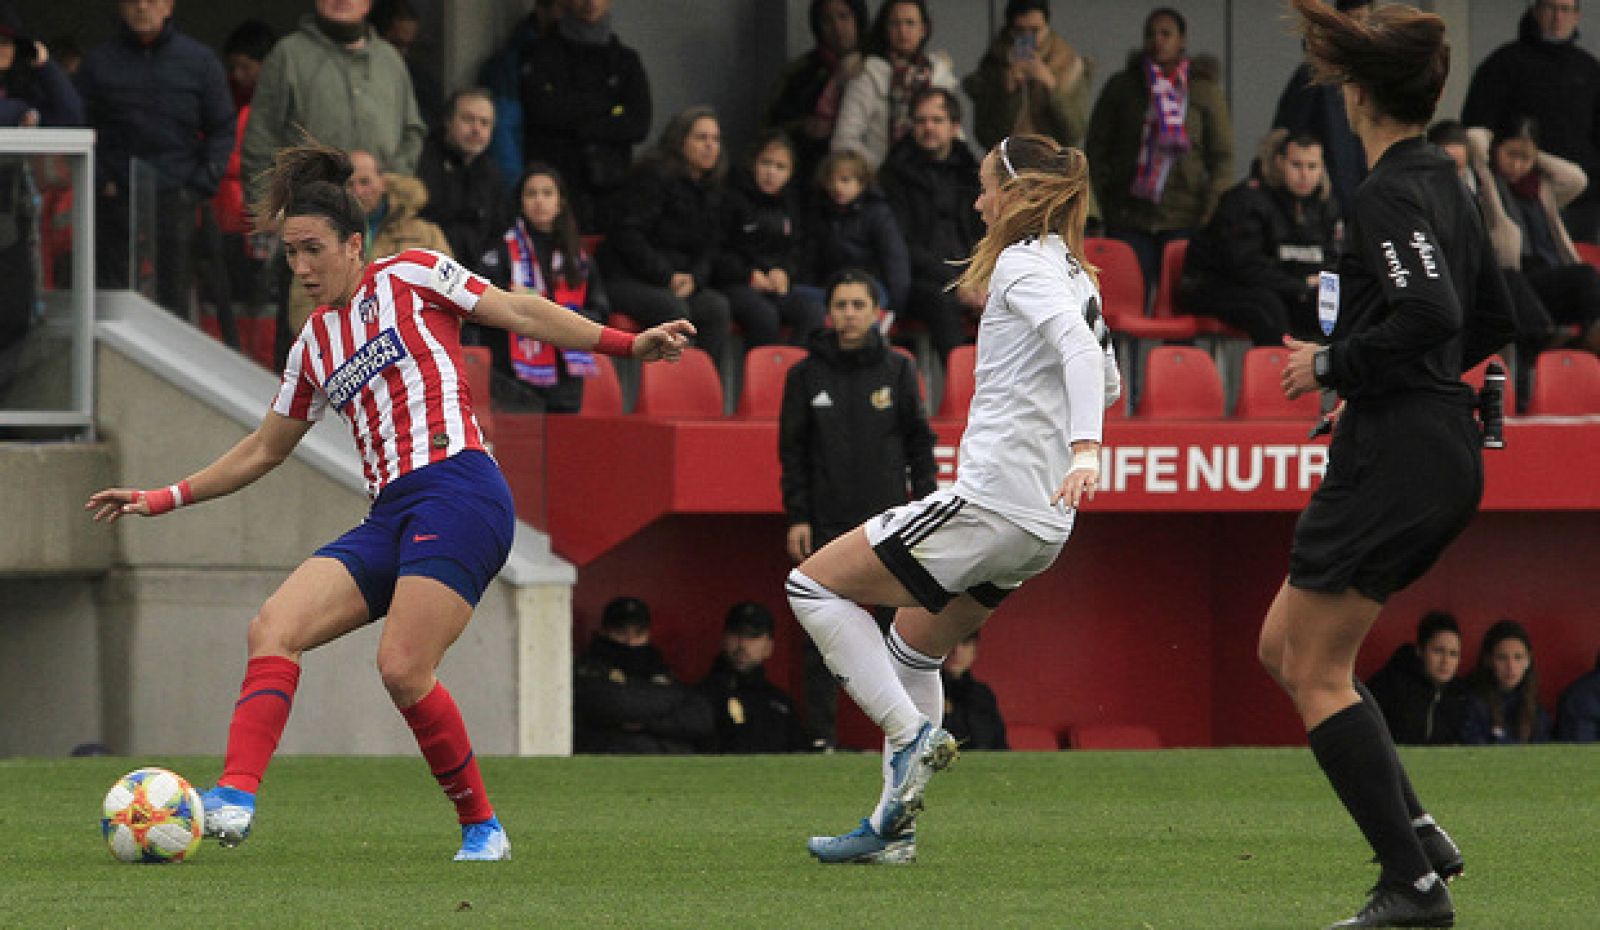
[964,0,1092,155]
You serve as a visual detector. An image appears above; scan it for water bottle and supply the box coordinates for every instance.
[1479,361,1506,449]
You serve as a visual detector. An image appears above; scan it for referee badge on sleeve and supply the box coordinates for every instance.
[1318,271,1340,337]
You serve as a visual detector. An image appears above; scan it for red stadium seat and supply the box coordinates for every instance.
[1234,347,1321,419]
[1083,237,1198,341]
[1526,349,1600,415]
[577,355,625,416]
[936,344,976,418]
[1157,238,1247,341]
[460,345,494,442]
[1575,241,1600,271]
[893,345,929,406]
[633,346,724,418]
[736,345,807,419]
[1138,346,1224,419]
[1460,355,1516,419]
[1006,723,1061,752]
[1067,724,1162,750]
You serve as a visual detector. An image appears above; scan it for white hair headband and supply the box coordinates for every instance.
[1000,136,1018,179]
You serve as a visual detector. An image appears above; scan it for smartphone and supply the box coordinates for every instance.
[1012,32,1037,60]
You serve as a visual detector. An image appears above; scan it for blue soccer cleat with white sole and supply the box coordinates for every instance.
[454,815,511,861]
[199,786,256,848]
[807,818,916,864]
[878,722,959,837]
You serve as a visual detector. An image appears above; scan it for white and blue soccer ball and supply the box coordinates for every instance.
[100,767,205,863]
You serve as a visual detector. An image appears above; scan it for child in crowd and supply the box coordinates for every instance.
[805,150,910,322]
[471,163,609,413]
[716,130,826,346]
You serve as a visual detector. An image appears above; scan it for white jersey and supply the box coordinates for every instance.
[952,235,1109,542]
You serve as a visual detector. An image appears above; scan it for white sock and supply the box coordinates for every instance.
[869,624,946,834]
[786,569,924,749]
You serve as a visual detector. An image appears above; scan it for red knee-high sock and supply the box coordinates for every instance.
[218,656,301,794]
[401,682,494,824]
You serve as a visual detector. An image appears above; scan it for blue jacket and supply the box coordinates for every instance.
[1556,669,1600,742]
[76,18,234,195]
[1460,683,1552,745]
[0,57,83,126]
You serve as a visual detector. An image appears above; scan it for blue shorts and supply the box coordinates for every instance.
[315,450,515,618]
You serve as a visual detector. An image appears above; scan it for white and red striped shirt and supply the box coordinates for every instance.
[273,249,492,498]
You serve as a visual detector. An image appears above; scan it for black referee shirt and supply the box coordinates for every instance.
[1325,137,1517,403]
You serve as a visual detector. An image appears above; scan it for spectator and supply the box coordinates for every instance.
[476,11,545,196]
[285,150,450,334]
[766,0,870,198]
[942,632,1008,751]
[697,602,808,754]
[519,0,652,232]
[1461,619,1553,745]
[1271,0,1370,220]
[534,0,568,35]
[1467,119,1600,357]
[1463,0,1600,243]
[600,106,733,369]
[963,0,1091,154]
[573,596,713,754]
[371,0,442,131]
[1086,7,1233,288]
[243,0,426,192]
[880,87,984,363]
[1556,649,1600,742]
[804,149,910,318]
[779,269,936,747]
[715,130,827,348]
[831,0,958,170]
[1178,129,1341,347]
[0,4,83,126]
[48,34,82,78]
[1366,610,1470,746]
[1427,119,1472,190]
[470,163,609,413]
[417,89,504,272]
[78,0,235,318]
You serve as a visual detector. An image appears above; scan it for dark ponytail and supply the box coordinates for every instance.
[250,140,366,239]
[1290,0,1448,128]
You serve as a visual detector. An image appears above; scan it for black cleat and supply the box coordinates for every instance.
[1418,823,1463,883]
[1328,882,1454,929]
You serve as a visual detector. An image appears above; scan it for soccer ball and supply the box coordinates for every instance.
[100,767,205,864]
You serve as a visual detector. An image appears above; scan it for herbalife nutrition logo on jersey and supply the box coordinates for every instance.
[325,328,408,409]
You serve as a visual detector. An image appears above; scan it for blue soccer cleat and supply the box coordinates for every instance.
[199,785,256,848]
[454,815,511,861]
[878,721,959,837]
[807,818,916,864]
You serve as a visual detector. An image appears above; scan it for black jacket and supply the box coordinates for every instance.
[77,19,234,195]
[416,132,505,271]
[573,634,713,754]
[1322,138,1517,403]
[1183,174,1341,303]
[803,187,910,311]
[880,136,983,288]
[1463,11,1600,207]
[602,161,724,288]
[1273,63,1366,220]
[1366,645,1468,745]
[779,327,937,542]
[696,654,808,754]
[716,170,805,286]
[942,671,1008,751]
[518,27,651,208]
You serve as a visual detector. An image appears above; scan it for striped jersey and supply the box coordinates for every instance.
[272,249,492,498]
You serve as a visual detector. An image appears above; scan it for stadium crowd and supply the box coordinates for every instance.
[9,0,1600,748]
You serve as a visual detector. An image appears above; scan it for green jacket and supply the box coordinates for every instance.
[242,16,426,198]
[1086,53,1234,234]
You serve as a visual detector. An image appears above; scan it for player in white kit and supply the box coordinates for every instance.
[788,133,1120,863]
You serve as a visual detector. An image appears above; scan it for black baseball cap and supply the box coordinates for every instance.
[724,602,774,637]
[600,596,651,631]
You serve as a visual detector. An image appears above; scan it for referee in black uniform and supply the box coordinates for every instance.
[1262,3,1518,928]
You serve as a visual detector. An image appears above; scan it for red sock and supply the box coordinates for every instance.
[218,656,301,794]
[401,682,494,824]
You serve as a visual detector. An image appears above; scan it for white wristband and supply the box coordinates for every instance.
[1072,449,1100,474]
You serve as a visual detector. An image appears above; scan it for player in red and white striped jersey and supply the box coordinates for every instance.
[87,143,692,862]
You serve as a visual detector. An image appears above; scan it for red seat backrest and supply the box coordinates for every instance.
[1527,349,1600,416]
[633,346,724,418]
[1153,238,1189,319]
[1082,237,1146,327]
[1067,724,1162,750]
[1234,347,1322,419]
[577,354,625,416]
[1138,345,1224,419]
[1006,723,1060,752]
[936,344,976,418]
[736,345,808,419]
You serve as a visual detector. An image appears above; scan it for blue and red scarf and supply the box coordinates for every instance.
[1131,57,1192,204]
[504,220,598,387]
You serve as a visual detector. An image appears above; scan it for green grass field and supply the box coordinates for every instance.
[2,747,1595,929]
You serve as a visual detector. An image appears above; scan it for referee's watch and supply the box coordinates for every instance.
[1312,347,1332,387]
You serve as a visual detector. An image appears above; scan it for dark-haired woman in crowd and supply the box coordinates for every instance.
[1366,610,1469,745]
[86,142,691,862]
[766,0,871,190]
[717,131,826,347]
[831,0,957,170]
[472,163,611,412]
[1259,1,1516,926]
[1461,620,1552,745]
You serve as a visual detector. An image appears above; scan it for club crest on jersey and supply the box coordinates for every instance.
[871,386,893,410]
[433,258,462,294]
[325,327,408,409]
[357,294,380,324]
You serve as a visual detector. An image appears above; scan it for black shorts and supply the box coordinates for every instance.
[1289,393,1483,603]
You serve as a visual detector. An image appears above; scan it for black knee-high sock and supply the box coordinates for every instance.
[1353,679,1426,823]
[1307,702,1435,890]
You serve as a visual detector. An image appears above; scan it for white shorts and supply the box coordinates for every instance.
[863,489,1064,613]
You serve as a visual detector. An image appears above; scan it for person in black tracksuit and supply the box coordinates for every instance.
[573,597,713,755]
[697,602,809,753]
[779,269,936,747]
[1261,4,1519,928]
[1180,128,1342,346]
[1366,610,1469,746]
